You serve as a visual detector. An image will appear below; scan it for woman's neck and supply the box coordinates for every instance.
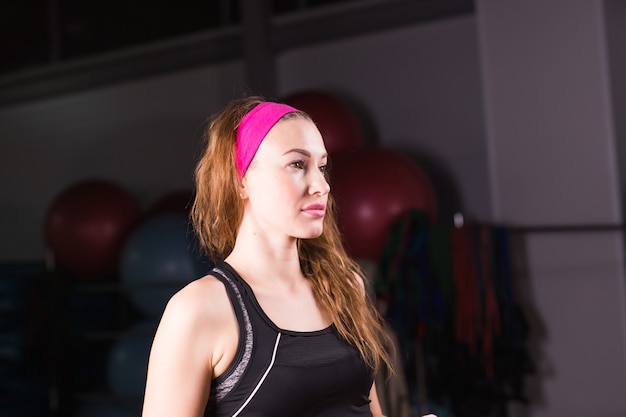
[226,230,303,289]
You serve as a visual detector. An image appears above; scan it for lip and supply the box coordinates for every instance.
[302,203,326,218]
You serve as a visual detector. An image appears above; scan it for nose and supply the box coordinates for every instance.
[309,169,331,196]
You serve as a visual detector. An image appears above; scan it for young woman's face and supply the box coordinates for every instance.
[242,117,330,240]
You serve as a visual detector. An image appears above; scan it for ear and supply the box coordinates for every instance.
[239,178,248,200]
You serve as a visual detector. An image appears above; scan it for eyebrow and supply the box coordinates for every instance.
[283,148,328,158]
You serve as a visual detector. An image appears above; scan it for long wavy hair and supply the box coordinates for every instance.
[191,96,393,374]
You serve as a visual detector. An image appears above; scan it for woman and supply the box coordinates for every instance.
[142,96,432,417]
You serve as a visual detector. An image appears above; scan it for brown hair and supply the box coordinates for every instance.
[191,96,393,374]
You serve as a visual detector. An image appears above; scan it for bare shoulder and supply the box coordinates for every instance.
[353,271,365,286]
[152,272,234,348]
[351,270,367,296]
[153,272,238,371]
[163,273,232,324]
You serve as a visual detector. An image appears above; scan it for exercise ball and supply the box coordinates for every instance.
[106,320,157,397]
[119,213,209,318]
[283,90,365,154]
[44,180,142,280]
[330,149,437,260]
[148,189,194,217]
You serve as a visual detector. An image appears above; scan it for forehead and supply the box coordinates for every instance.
[258,117,327,154]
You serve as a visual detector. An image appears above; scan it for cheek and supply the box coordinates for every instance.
[246,172,302,208]
[248,177,285,206]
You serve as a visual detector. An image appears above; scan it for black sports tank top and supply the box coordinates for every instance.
[204,262,374,417]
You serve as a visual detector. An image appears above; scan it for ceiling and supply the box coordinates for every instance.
[0,0,474,106]
[2,0,232,75]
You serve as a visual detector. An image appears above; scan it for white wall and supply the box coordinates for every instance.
[0,62,245,261]
[605,0,626,220]
[477,1,626,416]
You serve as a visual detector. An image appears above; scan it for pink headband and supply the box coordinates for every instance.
[235,102,299,178]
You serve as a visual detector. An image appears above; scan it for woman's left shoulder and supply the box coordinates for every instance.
[349,270,367,296]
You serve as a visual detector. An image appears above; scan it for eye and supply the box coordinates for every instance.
[290,160,305,169]
[319,164,327,173]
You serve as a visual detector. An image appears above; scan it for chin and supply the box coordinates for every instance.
[297,227,324,240]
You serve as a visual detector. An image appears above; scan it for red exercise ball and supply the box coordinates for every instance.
[148,189,194,218]
[44,180,142,280]
[330,149,437,260]
[283,90,364,154]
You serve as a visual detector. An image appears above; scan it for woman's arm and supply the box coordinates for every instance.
[351,272,387,417]
[369,382,386,417]
[142,277,236,417]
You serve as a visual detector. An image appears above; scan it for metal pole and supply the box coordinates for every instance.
[47,0,61,62]
[239,0,277,98]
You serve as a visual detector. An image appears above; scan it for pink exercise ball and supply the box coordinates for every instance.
[44,180,142,280]
[283,90,365,154]
[330,149,437,260]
